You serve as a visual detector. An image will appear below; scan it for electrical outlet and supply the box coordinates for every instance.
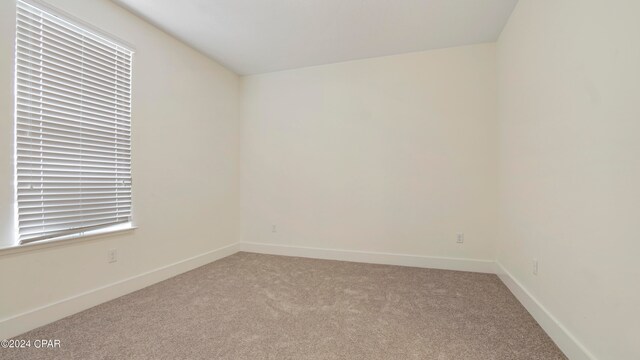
[532,258,538,275]
[272,224,277,233]
[456,233,464,244]
[108,249,118,263]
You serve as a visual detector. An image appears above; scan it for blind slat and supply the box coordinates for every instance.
[17,77,131,108]
[16,67,130,103]
[18,87,131,117]
[20,200,131,210]
[18,149,131,163]
[17,140,131,156]
[18,194,132,203]
[19,216,131,233]
[18,124,130,143]
[18,159,129,170]
[18,82,131,111]
[17,109,131,132]
[20,208,132,222]
[16,102,130,127]
[17,128,132,148]
[18,157,130,169]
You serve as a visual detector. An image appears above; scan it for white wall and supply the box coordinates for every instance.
[497,1,640,359]
[240,44,498,261]
[3,1,636,357]
[0,0,240,335]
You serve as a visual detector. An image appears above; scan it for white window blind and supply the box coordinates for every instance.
[15,0,133,244]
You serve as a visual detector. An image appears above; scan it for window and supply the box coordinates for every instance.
[15,0,133,244]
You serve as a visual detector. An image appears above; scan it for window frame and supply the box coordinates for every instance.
[12,0,137,248]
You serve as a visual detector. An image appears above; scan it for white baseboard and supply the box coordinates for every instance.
[0,242,240,340]
[239,241,495,273]
[495,262,596,360]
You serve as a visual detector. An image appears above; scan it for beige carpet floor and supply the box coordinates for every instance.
[2,252,566,359]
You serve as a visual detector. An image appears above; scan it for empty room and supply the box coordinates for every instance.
[0,0,638,359]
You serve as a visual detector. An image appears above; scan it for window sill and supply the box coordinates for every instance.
[0,224,137,257]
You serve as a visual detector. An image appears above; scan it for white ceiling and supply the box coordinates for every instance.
[113,0,518,75]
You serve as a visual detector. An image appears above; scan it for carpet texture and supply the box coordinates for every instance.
[2,252,566,359]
